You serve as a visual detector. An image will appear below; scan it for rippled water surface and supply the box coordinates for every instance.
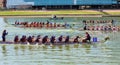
[0,17,120,65]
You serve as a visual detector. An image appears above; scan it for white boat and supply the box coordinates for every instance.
[50,15,64,20]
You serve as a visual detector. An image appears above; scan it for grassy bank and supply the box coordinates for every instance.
[0,10,120,16]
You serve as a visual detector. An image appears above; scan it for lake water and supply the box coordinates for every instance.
[0,17,120,65]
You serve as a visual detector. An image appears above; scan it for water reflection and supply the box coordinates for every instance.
[2,45,7,56]
[58,45,63,50]
[51,45,56,49]
[14,45,19,55]
[14,45,19,50]
[0,42,119,65]
[28,45,34,51]
[73,43,79,48]
[42,45,48,50]
[65,44,70,50]
[82,44,91,54]
[20,45,26,51]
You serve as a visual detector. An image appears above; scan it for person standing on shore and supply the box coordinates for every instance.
[2,30,8,42]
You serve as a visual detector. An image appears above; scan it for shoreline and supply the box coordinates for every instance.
[1,14,120,18]
[1,9,120,18]
[0,14,103,18]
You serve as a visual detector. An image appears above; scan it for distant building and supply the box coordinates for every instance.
[0,0,6,9]
[6,0,120,9]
